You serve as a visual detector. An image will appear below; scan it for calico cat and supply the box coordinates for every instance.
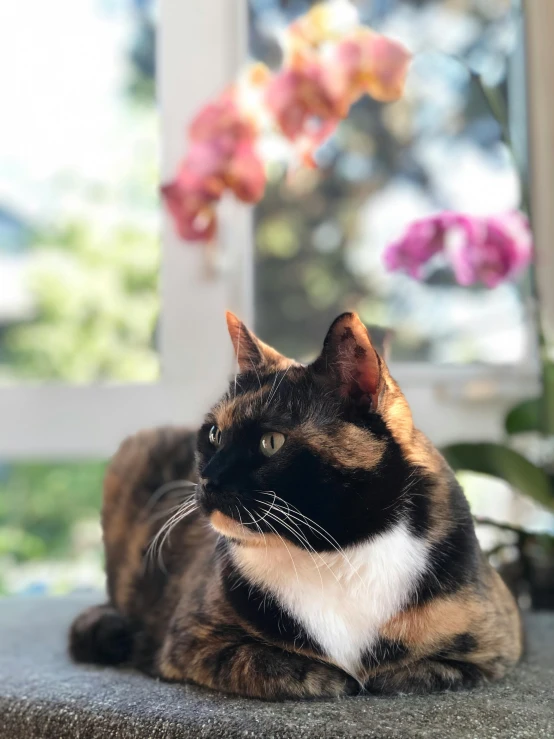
[70,311,522,699]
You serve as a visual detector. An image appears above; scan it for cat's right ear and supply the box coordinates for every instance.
[226,312,291,373]
[311,312,383,408]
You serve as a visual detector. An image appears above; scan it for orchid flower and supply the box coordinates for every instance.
[384,211,532,288]
[161,1,412,243]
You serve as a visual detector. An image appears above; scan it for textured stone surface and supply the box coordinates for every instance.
[0,595,552,739]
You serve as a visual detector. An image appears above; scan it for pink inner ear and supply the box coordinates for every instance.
[352,344,380,397]
[326,315,381,403]
[225,311,292,372]
[226,311,263,372]
[226,311,246,352]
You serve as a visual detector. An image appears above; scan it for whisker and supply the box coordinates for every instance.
[263,518,300,587]
[146,499,198,571]
[256,506,326,592]
[256,490,366,588]
[248,357,263,394]
[144,480,197,512]
[265,365,292,408]
[148,501,193,523]
[241,505,269,554]
[244,491,277,524]
[264,372,279,408]
[256,501,339,589]
[257,491,345,552]
[233,324,242,399]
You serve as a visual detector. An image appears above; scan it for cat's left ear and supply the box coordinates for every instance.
[226,312,292,373]
[311,312,383,408]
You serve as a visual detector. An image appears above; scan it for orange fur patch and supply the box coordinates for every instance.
[381,593,478,648]
[298,421,385,469]
[210,511,267,545]
[214,390,268,430]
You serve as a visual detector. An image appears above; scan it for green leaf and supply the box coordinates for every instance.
[543,361,554,435]
[442,442,554,511]
[505,398,541,435]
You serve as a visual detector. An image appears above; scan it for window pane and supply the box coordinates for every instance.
[0,0,159,384]
[0,460,105,595]
[251,0,529,364]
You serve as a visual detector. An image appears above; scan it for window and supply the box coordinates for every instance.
[1,0,553,593]
[3,0,546,461]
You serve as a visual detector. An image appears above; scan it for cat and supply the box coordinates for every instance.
[70,311,522,699]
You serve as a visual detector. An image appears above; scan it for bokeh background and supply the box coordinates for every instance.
[1,0,551,599]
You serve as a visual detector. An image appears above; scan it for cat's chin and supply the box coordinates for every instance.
[210,510,266,546]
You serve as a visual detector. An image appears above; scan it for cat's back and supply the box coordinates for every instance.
[101,427,213,624]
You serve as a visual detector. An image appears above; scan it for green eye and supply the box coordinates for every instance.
[260,432,286,457]
[209,426,222,446]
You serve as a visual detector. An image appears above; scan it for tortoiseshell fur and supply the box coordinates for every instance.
[70,313,522,700]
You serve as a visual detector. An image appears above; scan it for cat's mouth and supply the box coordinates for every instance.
[209,510,262,543]
[198,483,266,544]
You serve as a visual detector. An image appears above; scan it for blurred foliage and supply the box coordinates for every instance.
[126,1,156,105]
[0,0,158,590]
[2,215,159,383]
[0,461,105,562]
[444,384,554,608]
[444,441,554,512]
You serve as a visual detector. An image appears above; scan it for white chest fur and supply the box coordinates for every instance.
[232,521,429,677]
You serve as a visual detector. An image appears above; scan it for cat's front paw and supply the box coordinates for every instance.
[276,656,360,700]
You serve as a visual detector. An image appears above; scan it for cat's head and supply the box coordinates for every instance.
[196,311,433,551]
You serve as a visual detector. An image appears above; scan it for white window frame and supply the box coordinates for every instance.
[0,0,547,460]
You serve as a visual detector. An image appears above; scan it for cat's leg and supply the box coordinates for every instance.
[158,633,359,700]
[364,657,486,695]
[69,603,134,665]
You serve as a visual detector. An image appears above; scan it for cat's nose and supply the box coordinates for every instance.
[199,478,238,515]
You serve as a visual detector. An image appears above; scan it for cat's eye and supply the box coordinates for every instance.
[209,426,222,446]
[260,432,286,457]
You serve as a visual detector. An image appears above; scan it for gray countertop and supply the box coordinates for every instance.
[0,595,552,739]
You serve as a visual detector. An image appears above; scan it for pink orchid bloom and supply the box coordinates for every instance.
[383,214,451,278]
[450,211,532,288]
[384,211,532,287]
[265,61,343,140]
[265,60,343,166]
[162,5,413,243]
[189,91,257,153]
[161,89,267,241]
[161,179,218,242]
[266,30,411,166]
[179,143,228,200]
[225,141,266,203]
[334,30,411,104]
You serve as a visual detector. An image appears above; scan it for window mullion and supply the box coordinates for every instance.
[158,0,240,396]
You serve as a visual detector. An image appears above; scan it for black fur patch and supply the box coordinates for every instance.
[438,659,484,688]
[449,633,478,654]
[410,482,480,605]
[221,556,322,654]
[361,638,409,669]
[432,633,478,661]
[70,608,133,666]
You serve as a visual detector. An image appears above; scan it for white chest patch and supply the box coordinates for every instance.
[232,521,429,677]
